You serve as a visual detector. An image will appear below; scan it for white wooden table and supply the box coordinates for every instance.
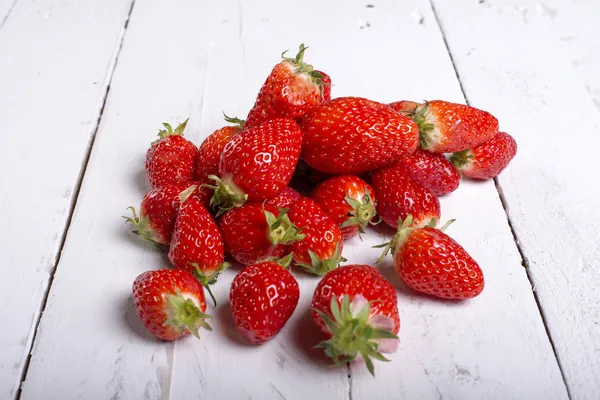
[1,0,599,399]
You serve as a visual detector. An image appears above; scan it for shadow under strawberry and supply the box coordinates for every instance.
[290,308,340,369]
[119,293,158,342]
[215,302,253,347]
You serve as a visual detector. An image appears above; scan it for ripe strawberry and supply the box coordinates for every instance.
[206,118,302,214]
[388,100,421,114]
[146,119,197,188]
[371,163,440,229]
[230,256,300,344]
[169,189,228,305]
[311,175,377,238]
[287,197,344,275]
[376,216,484,299]
[264,186,301,209]
[450,131,517,180]
[301,97,419,175]
[245,44,330,129]
[312,264,399,375]
[401,149,460,196]
[411,100,498,153]
[220,203,304,265]
[124,184,204,246]
[132,269,211,341]
[195,116,244,182]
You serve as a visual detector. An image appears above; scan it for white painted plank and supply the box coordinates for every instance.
[432,0,600,398]
[0,0,16,27]
[0,0,132,398]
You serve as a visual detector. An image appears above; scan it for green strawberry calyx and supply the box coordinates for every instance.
[449,149,474,169]
[122,206,164,249]
[313,294,398,376]
[264,207,305,246]
[411,102,437,150]
[281,43,328,95]
[189,261,231,307]
[164,288,212,339]
[223,113,245,130]
[340,194,377,235]
[155,118,189,142]
[204,175,248,217]
[296,241,345,276]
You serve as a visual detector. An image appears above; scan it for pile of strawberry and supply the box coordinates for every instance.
[125,44,517,375]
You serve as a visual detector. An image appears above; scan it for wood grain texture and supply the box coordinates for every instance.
[432,0,600,398]
[0,0,133,398]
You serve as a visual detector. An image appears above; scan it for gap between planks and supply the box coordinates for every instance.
[428,0,572,398]
[0,0,19,31]
[14,0,138,398]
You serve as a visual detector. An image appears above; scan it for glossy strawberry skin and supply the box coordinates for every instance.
[394,228,484,299]
[264,186,301,209]
[132,269,208,341]
[219,118,302,202]
[417,100,498,153]
[317,70,332,104]
[311,175,377,238]
[388,100,420,114]
[169,195,225,277]
[312,264,399,336]
[401,149,460,196]
[220,203,288,265]
[230,261,300,344]
[451,131,517,180]
[146,135,197,189]
[195,125,241,182]
[371,164,440,228]
[301,97,419,175]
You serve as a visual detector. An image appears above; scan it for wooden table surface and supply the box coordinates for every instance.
[1,0,598,399]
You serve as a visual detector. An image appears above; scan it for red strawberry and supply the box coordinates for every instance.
[411,100,498,153]
[264,186,302,209]
[245,44,330,129]
[146,119,197,188]
[301,97,419,175]
[371,163,440,228]
[230,256,300,344]
[450,131,517,180]
[195,116,244,182]
[220,203,304,265]
[132,269,211,341]
[312,264,399,375]
[287,197,344,275]
[401,149,460,196]
[376,216,484,300]
[317,70,332,103]
[311,175,377,238]
[124,184,206,246]
[388,100,421,114]
[207,118,302,214]
[169,190,228,305]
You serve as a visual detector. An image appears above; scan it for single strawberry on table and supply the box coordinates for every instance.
[300,97,419,175]
[311,175,377,238]
[245,43,331,129]
[230,255,300,344]
[312,264,399,375]
[132,269,212,341]
[169,188,228,305]
[206,118,302,215]
[371,163,440,229]
[450,131,517,180]
[375,215,484,300]
[195,115,244,182]
[287,197,344,275]
[146,119,197,188]
[401,149,460,196]
[220,203,304,265]
[406,100,498,153]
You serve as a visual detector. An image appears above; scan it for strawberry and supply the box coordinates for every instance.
[388,100,421,114]
[132,269,211,341]
[264,186,301,209]
[300,97,419,175]
[312,264,399,375]
[287,197,344,275]
[206,118,302,214]
[146,119,197,188]
[169,189,228,305]
[410,100,498,153]
[371,163,440,229]
[220,203,304,265]
[376,216,484,300]
[195,116,244,182]
[230,255,300,344]
[401,149,460,196]
[245,44,330,129]
[311,175,377,238]
[450,131,517,180]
